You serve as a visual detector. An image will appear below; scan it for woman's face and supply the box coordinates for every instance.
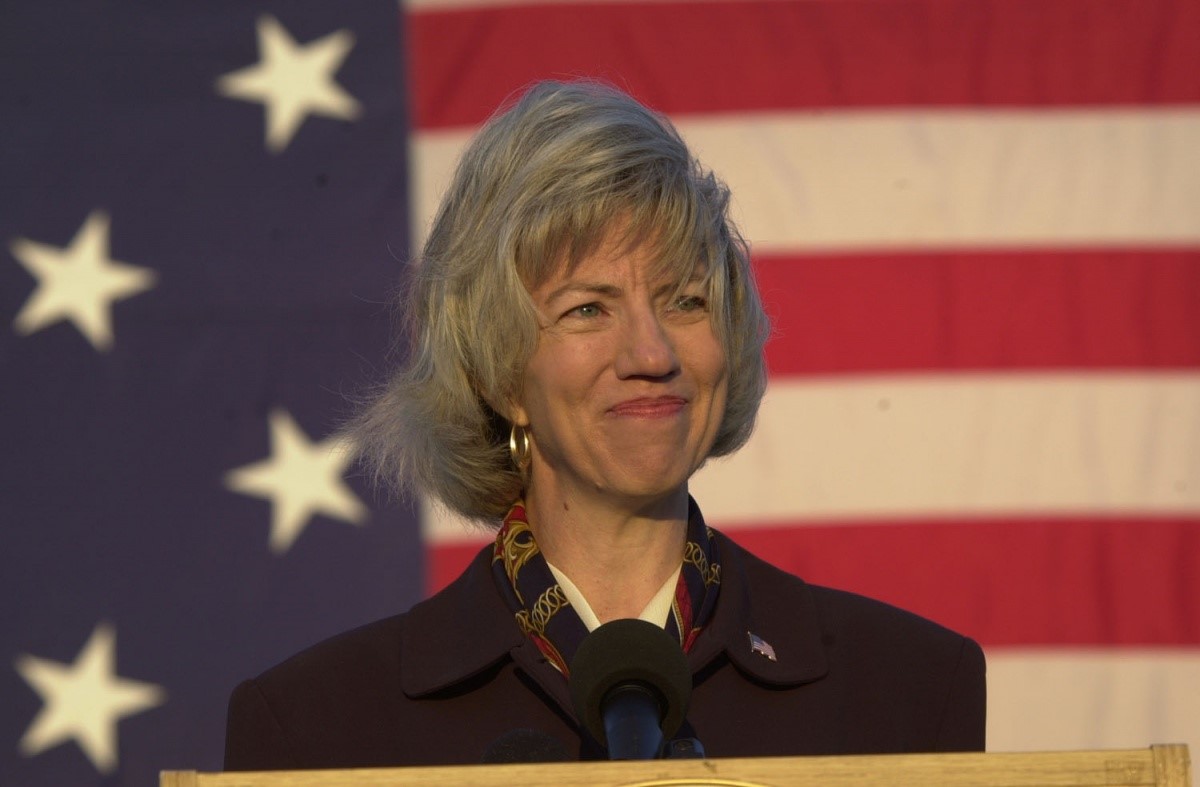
[511,231,728,510]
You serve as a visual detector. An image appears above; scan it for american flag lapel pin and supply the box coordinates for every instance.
[748,631,777,661]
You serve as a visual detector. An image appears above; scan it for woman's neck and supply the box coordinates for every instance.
[522,484,689,624]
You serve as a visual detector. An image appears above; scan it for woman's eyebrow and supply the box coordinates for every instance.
[542,271,705,304]
[653,273,706,297]
[543,282,623,304]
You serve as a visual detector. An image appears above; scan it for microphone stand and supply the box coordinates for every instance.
[661,737,706,759]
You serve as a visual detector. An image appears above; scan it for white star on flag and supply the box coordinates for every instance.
[216,14,361,153]
[9,211,158,352]
[15,623,166,774]
[225,408,368,553]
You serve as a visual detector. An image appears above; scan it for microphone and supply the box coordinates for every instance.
[481,729,571,763]
[568,618,692,760]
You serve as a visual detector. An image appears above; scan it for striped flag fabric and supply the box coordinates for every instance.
[408,0,1200,758]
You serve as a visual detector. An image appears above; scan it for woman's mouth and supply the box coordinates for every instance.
[608,396,688,418]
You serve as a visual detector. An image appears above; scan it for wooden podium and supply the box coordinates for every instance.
[163,744,1191,786]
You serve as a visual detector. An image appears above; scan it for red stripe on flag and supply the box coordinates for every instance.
[756,249,1200,374]
[728,517,1200,647]
[409,0,1200,129]
[427,517,1200,647]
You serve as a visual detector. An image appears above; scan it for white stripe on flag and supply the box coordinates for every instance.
[411,110,1200,253]
[986,648,1200,754]
[693,373,1200,526]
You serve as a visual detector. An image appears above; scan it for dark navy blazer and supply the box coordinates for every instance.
[225,530,986,769]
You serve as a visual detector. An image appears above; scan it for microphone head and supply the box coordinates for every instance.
[481,729,571,763]
[568,618,692,747]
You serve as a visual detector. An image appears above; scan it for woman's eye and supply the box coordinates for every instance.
[671,294,708,313]
[567,303,602,318]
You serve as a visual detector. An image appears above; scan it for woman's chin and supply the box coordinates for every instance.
[530,441,706,510]
[595,464,694,507]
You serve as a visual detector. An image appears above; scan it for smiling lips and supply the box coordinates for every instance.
[608,396,688,418]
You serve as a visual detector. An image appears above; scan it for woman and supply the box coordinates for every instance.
[224,80,985,770]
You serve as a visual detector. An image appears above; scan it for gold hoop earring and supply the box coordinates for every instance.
[509,424,532,474]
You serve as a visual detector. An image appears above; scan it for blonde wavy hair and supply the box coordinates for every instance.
[350,80,769,524]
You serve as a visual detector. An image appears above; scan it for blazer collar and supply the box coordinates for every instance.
[399,523,830,698]
[688,529,830,687]
[400,543,524,697]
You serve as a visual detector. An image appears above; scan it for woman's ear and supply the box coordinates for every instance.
[482,390,529,429]
[506,398,530,428]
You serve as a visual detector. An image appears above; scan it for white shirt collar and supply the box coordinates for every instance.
[546,560,681,632]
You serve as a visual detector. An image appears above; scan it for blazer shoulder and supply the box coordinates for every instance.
[730,540,986,751]
[809,583,976,653]
[225,614,408,770]
[252,613,407,696]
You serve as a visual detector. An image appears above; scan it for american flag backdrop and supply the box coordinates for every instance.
[1,1,1197,786]
[411,0,1200,765]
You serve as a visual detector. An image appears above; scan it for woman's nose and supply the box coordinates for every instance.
[614,309,680,379]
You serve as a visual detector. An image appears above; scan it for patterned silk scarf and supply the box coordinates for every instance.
[491,498,721,676]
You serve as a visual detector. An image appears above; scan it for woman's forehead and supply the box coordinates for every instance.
[532,222,707,286]
[528,248,707,301]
